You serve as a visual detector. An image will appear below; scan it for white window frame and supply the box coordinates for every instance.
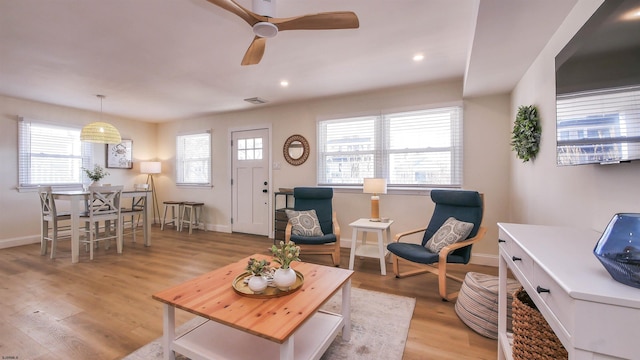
[176,130,212,187]
[18,117,93,191]
[317,105,463,189]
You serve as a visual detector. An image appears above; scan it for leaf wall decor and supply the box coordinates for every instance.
[510,105,541,162]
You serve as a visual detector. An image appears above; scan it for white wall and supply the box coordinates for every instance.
[155,79,512,264]
[0,79,512,265]
[0,95,157,247]
[510,0,640,232]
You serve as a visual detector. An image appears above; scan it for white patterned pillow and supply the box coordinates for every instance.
[285,209,324,236]
[425,217,474,253]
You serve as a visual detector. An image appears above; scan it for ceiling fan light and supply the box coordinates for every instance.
[253,22,278,38]
[252,0,276,17]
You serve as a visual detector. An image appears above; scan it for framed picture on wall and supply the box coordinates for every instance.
[106,139,133,169]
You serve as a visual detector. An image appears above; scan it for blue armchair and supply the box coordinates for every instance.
[387,189,486,301]
[285,187,341,266]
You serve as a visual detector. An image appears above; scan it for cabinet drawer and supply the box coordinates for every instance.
[508,241,534,282]
[498,234,512,256]
[532,263,572,339]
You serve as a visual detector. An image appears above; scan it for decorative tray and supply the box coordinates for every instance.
[232,270,304,298]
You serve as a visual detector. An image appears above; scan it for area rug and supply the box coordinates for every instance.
[123,288,415,360]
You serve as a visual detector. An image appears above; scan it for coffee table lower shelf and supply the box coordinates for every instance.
[171,310,344,360]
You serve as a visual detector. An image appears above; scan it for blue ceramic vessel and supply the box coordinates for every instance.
[594,213,640,289]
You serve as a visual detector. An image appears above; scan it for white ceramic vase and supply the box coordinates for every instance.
[247,275,268,294]
[273,267,296,291]
[90,180,102,187]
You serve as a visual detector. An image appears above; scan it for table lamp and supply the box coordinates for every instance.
[140,161,161,224]
[363,178,387,222]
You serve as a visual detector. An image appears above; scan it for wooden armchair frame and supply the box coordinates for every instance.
[285,210,341,266]
[391,225,487,301]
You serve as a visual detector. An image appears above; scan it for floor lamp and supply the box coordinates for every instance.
[140,161,161,224]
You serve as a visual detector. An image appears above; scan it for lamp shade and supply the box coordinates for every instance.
[140,161,162,174]
[363,178,387,195]
[80,122,122,144]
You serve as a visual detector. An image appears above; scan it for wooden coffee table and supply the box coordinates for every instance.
[152,254,353,360]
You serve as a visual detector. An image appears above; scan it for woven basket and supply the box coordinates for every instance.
[512,287,568,360]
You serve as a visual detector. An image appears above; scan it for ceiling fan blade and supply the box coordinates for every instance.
[273,11,359,31]
[241,36,267,66]
[204,0,264,26]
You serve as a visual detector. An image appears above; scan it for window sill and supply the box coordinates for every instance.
[17,184,84,193]
[176,184,213,190]
[329,186,460,196]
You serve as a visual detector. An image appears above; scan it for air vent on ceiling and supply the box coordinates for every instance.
[244,97,268,105]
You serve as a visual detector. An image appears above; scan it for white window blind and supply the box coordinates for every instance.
[18,117,92,189]
[557,85,640,165]
[176,131,212,185]
[317,106,463,188]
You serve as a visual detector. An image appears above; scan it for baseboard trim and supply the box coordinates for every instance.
[470,253,498,267]
[0,235,40,249]
[207,224,231,233]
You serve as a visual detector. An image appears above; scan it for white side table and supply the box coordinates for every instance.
[348,218,394,275]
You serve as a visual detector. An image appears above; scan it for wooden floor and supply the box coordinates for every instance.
[0,226,499,360]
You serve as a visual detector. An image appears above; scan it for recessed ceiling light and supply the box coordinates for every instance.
[413,54,424,62]
[280,80,289,87]
[622,7,640,20]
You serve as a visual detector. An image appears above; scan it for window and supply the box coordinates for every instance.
[317,106,463,188]
[18,117,92,189]
[176,131,211,186]
[237,137,263,160]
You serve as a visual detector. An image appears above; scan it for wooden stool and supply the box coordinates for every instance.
[180,202,204,234]
[161,201,184,231]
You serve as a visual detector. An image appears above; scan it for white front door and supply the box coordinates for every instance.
[231,128,270,236]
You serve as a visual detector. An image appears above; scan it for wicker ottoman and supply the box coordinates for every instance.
[455,272,520,339]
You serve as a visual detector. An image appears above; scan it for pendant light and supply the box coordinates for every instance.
[80,95,122,144]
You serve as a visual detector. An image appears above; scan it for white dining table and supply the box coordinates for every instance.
[52,189,152,263]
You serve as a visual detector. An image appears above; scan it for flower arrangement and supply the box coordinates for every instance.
[83,164,110,182]
[271,241,301,269]
[245,257,271,276]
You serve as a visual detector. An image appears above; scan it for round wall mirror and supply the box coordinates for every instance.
[283,134,309,166]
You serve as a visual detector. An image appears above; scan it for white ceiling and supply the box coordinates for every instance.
[0,0,578,122]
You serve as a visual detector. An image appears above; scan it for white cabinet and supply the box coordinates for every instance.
[498,223,640,360]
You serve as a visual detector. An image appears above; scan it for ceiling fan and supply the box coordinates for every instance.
[205,0,359,65]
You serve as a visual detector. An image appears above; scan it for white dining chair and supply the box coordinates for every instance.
[120,183,148,243]
[79,185,123,260]
[38,186,71,259]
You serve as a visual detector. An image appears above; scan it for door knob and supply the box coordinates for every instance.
[262,189,268,193]
[264,181,268,185]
